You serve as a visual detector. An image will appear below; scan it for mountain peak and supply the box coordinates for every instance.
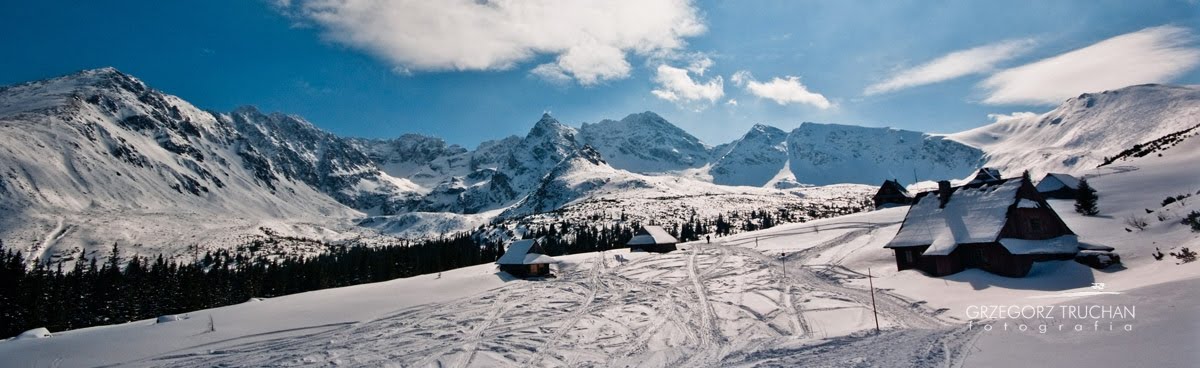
[745,123,786,138]
[527,113,575,140]
[620,111,666,123]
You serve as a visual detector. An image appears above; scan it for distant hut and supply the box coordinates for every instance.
[872,179,913,208]
[627,226,678,253]
[1036,173,1082,199]
[967,167,1003,185]
[496,239,556,278]
[884,175,1081,277]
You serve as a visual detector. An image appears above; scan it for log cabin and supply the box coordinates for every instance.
[967,167,1004,185]
[1035,173,1082,199]
[497,239,556,278]
[884,175,1081,277]
[627,225,678,253]
[872,179,913,208]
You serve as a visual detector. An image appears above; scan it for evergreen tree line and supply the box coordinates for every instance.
[0,234,496,338]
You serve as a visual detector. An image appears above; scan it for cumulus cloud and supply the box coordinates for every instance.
[986,111,1039,122]
[865,39,1036,95]
[279,0,705,85]
[650,64,724,105]
[980,25,1200,105]
[725,99,738,106]
[730,71,832,109]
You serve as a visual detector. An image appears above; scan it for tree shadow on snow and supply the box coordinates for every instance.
[942,261,1096,291]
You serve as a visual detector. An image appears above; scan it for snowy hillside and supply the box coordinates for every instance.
[950,84,1200,177]
[0,68,388,264]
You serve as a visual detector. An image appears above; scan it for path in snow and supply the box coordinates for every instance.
[144,232,972,367]
[30,217,70,264]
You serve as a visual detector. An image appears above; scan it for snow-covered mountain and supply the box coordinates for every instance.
[785,122,984,186]
[222,106,422,215]
[950,84,1200,177]
[578,111,711,173]
[5,68,1198,263]
[710,124,791,187]
[0,69,418,262]
[707,123,984,187]
[352,134,471,190]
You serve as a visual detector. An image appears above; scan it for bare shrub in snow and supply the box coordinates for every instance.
[1169,247,1197,264]
[1125,215,1148,231]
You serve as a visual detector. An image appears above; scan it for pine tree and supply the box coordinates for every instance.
[1074,179,1100,216]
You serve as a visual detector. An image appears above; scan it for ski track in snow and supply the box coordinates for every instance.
[145,230,974,368]
[29,217,70,264]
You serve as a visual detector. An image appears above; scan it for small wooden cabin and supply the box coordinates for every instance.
[872,179,913,208]
[627,226,678,253]
[884,176,1079,277]
[1036,173,1082,199]
[967,167,1003,185]
[497,239,557,278]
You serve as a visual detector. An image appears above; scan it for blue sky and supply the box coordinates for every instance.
[2,1,1198,148]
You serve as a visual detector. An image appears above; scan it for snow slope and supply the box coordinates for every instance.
[950,84,1200,177]
[0,68,391,263]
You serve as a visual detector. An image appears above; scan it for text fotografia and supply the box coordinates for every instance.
[966,304,1136,333]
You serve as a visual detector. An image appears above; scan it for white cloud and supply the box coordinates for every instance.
[650,64,724,105]
[730,71,832,109]
[865,39,1036,95]
[987,111,1038,122]
[730,70,752,86]
[686,56,713,76]
[980,25,1200,105]
[725,99,738,106]
[281,0,705,86]
[529,64,572,85]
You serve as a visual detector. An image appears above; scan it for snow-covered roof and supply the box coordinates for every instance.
[1036,173,1081,192]
[886,179,1022,254]
[998,235,1079,255]
[521,253,557,265]
[497,239,556,265]
[968,168,1003,184]
[627,225,677,245]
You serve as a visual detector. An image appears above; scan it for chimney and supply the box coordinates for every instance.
[937,180,952,208]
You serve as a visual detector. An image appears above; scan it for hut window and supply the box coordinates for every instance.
[904,250,914,263]
[1029,218,1043,232]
